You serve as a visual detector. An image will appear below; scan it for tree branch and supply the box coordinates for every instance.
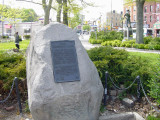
[16,0,56,10]
[79,0,94,7]
[16,0,42,6]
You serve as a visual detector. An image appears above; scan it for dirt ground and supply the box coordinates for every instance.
[0,95,160,120]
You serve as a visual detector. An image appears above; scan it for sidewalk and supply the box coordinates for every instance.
[114,47,160,54]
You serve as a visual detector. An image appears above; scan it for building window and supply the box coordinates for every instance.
[157,16,159,21]
[150,15,152,22]
[150,5,153,12]
[145,16,147,22]
[134,6,136,11]
[157,4,159,10]
[144,6,147,12]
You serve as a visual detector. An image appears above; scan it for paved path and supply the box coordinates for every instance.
[79,35,100,50]
[79,35,160,54]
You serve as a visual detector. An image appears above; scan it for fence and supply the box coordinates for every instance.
[103,71,160,113]
[0,77,22,115]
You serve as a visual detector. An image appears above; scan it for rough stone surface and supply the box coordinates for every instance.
[110,90,117,96]
[122,98,134,107]
[26,23,104,120]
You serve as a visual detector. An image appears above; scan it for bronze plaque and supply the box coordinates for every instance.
[50,41,80,83]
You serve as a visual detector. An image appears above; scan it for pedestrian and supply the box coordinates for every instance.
[14,32,20,50]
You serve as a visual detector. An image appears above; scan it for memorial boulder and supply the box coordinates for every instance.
[26,23,104,120]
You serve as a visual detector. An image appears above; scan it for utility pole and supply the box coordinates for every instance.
[111,0,112,31]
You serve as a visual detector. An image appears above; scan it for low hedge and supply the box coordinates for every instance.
[2,36,9,39]
[101,39,160,50]
[89,38,103,44]
[23,35,31,39]
[87,46,153,94]
[90,31,123,41]
[0,52,26,90]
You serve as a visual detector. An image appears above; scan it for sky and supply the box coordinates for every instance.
[1,0,123,22]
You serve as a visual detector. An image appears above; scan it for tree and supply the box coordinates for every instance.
[20,9,38,22]
[68,1,83,27]
[69,13,81,29]
[16,0,55,25]
[135,0,145,44]
[0,5,21,32]
[125,0,156,44]
[56,0,63,22]
[83,25,91,31]
[63,0,68,25]
[42,0,53,25]
[56,0,93,26]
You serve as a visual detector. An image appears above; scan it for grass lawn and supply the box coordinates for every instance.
[129,52,160,67]
[0,40,30,53]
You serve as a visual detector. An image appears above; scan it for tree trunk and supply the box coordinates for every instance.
[44,7,51,25]
[57,0,62,22]
[136,0,145,44]
[42,0,53,26]
[63,0,68,25]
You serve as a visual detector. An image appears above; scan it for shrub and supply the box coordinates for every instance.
[153,45,160,50]
[101,41,107,46]
[144,44,149,49]
[125,43,132,48]
[116,42,121,47]
[144,36,153,44]
[137,44,145,49]
[123,40,136,45]
[101,40,122,47]
[150,37,160,45]
[148,45,154,50]
[119,40,136,48]
[132,43,139,48]
[2,36,9,39]
[120,43,126,47]
[23,35,31,39]
[89,39,103,44]
[148,56,160,104]
[90,31,123,41]
[147,115,160,120]
[0,52,26,90]
[112,42,117,47]
[87,46,152,94]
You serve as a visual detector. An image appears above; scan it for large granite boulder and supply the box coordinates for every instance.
[26,23,104,120]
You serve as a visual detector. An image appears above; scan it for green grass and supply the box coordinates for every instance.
[0,40,30,53]
[147,116,160,120]
[129,52,160,66]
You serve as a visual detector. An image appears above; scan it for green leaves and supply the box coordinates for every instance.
[88,46,154,94]
[0,53,26,90]
[20,9,38,22]
[0,5,38,23]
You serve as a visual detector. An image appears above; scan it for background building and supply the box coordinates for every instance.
[123,1,160,28]
[106,11,123,30]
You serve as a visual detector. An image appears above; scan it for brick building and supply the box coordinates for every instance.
[106,11,123,30]
[123,1,160,28]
